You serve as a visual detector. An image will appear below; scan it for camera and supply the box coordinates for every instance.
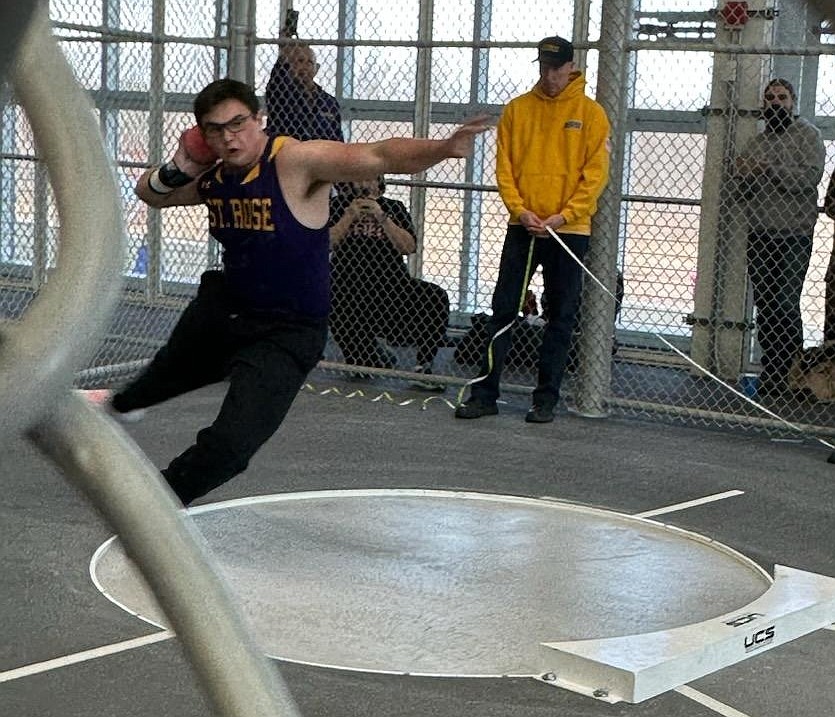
[283,9,299,37]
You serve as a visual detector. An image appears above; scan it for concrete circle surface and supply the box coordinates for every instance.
[91,489,771,676]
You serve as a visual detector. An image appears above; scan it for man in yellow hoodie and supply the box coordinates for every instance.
[456,35,611,423]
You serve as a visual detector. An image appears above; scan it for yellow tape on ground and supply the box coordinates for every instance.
[302,382,457,410]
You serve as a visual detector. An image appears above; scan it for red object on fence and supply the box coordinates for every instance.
[720,1,750,28]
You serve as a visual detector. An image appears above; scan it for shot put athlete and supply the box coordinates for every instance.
[107,78,488,505]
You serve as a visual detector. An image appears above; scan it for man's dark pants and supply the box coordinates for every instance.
[112,271,326,505]
[746,232,812,385]
[331,273,449,368]
[470,224,589,408]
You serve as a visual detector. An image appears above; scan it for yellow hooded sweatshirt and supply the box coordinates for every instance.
[496,71,611,235]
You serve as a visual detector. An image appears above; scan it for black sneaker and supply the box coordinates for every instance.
[104,394,147,423]
[454,398,499,419]
[410,365,445,392]
[525,404,555,423]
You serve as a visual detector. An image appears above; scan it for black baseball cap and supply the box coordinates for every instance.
[535,36,574,67]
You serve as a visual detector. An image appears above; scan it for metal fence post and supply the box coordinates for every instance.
[573,0,634,417]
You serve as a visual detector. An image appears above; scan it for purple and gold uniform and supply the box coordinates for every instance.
[114,134,329,505]
[197,136,330,318]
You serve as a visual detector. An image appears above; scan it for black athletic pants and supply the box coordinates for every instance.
[112,271,327,505]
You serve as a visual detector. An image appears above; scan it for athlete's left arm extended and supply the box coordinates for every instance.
[290,116,491,185]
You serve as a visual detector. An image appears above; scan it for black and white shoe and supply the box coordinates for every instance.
[454,397,498,418]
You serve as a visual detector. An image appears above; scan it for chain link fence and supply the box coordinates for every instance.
[1,0,834,436]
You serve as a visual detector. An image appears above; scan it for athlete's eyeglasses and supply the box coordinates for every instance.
[202,114,255,138]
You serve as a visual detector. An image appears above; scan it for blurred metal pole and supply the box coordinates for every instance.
[1,4,123,446]
[5,5,300,717]
[573,0,634,417]
[30,393,301,717]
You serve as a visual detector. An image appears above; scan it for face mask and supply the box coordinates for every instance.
[762,105,793,132]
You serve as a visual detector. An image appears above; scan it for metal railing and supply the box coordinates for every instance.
[2,4,299,716]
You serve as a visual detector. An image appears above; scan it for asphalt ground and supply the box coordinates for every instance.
[2,372,834,717]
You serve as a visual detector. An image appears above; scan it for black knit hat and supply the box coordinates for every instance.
[535,36,574,67]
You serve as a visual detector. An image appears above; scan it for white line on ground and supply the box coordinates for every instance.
[675,685,753,717]
[635,490,745,519]
[0,631,173,683]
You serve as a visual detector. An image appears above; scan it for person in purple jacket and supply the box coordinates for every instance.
[110,78,488,505]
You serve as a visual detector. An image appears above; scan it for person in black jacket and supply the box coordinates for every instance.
[265,39,343,142]
[328,176,449,391]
